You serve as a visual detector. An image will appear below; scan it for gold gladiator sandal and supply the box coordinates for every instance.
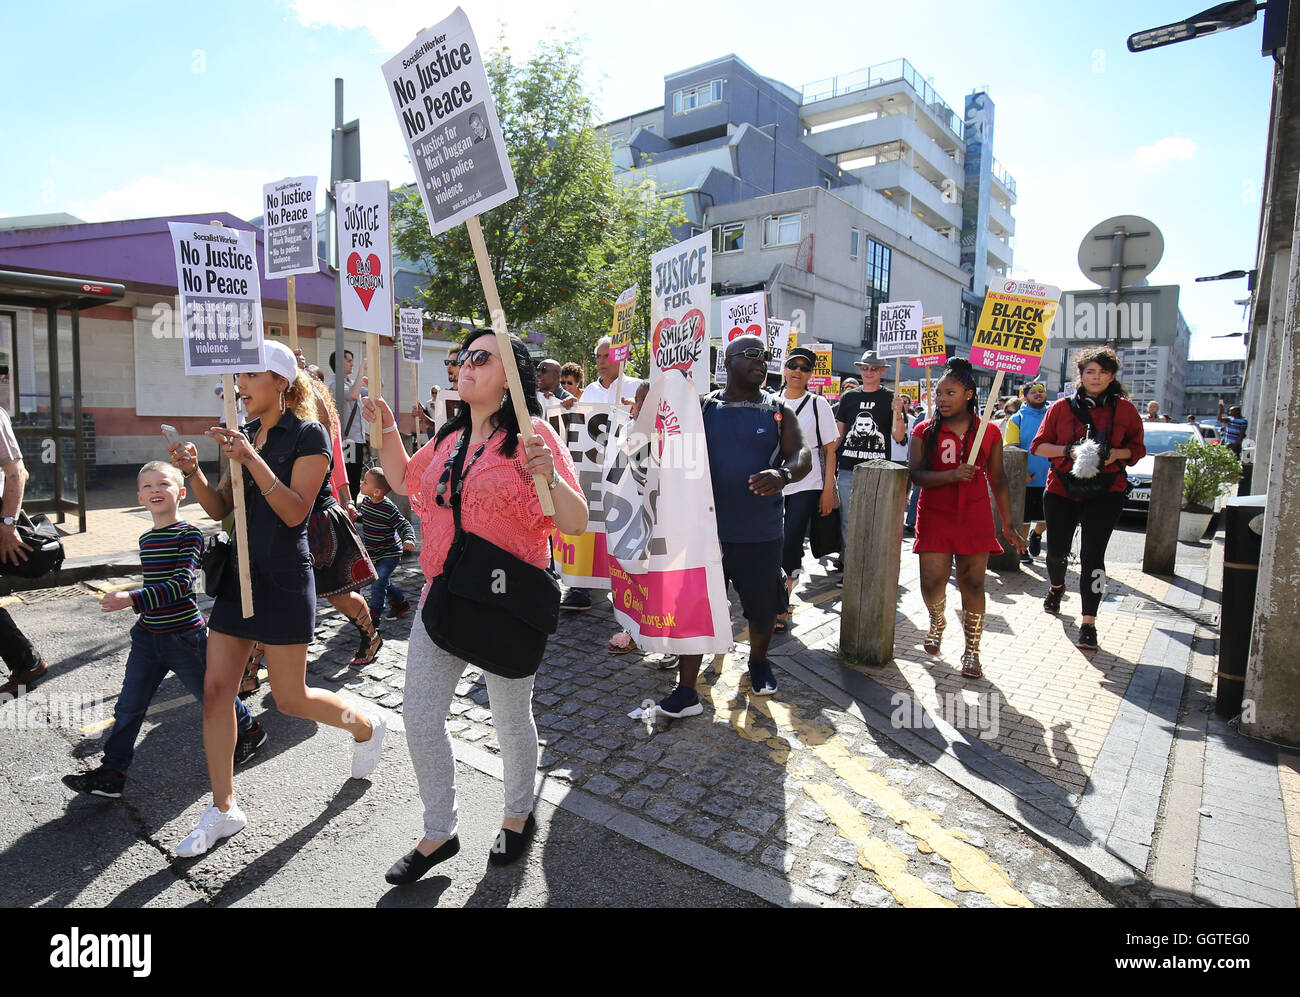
[960,610,985,678]
[923,597,947,655]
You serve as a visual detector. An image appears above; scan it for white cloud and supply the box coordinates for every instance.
[287,0,582,53]
[1134,137,1197,167]
[68,168,268,223]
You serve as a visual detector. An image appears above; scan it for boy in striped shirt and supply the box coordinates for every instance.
[63,461,265,799]
[358,468,415,623]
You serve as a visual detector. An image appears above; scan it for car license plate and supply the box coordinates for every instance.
[1131,488,1150,503]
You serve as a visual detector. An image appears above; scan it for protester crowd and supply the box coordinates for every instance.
[0,329,1181,884]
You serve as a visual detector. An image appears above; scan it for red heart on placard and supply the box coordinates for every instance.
[346,252,382,310]
[652,309,706,373]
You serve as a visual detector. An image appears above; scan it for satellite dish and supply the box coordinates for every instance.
[1077,215,1164,289]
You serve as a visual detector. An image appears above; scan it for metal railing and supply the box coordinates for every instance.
[801,59,963,139]
[991,157,1017,196]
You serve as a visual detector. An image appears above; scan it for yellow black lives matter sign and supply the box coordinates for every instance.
[971,278,1061,377]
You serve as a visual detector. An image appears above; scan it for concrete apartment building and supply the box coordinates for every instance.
[1184,358,1245,419]
[600,56,1018,379]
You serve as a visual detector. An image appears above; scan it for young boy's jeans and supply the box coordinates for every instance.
[368,556,406,617]
[103,623,253,773]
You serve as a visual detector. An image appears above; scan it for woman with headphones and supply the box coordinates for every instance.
[1030,347,1146,651]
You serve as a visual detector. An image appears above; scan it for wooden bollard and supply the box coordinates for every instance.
[841,460,909,666]
[1143,451,1186,576]
[989,446,1028,571]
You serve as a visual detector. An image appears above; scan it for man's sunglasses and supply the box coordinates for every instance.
[785,360,812,373]
[443,356,461,368]
[731,347,772,361]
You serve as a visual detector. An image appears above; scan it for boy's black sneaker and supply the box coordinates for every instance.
[1028,531,1042,557]
[233,721,268,767]
[62,765,125,799]
[388,600,411,620]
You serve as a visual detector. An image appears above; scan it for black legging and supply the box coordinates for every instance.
[1044,490,1126,617]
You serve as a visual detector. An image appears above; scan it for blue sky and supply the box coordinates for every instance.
[0,0,1270,359]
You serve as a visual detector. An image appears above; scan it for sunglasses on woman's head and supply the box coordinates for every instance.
[785,360,812,373]
[733,347,772,361]
[459,348,495,369]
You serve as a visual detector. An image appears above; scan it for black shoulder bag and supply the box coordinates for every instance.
[420,429,562,679]
[0,512,65,579]
[803,395,843,558]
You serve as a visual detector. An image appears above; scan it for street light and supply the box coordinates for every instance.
[1128,1,1264,52]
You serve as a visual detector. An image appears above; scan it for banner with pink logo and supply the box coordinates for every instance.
[602,372,731,654]
[650,232,712,393]
[546,402,615,589]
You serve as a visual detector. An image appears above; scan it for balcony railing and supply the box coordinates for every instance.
[991,158,1017,197]
[801,59,963,140]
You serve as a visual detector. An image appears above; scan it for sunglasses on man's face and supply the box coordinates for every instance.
[444,357,460,368]
[732,347,772,362]
[785,360,812,373]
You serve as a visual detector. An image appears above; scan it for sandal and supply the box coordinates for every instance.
[960,654,984,679]
[349,610,384,666]
[607,631,634,655]
[238,644,264,698]
[773,616,789,633]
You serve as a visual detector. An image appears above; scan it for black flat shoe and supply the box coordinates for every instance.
[488,813,536,866]
[385,835,460,885]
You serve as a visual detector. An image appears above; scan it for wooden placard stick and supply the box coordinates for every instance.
[465,215,555,515]
[967,369,1005,465]
[210,219,254,619]
[367,332,383,452]
[287,274,298,352]
[924,366,932,417]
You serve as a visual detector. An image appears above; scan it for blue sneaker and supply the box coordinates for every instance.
[656,685,703,719]
[748,660,778,697]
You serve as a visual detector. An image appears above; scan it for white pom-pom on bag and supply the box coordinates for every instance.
[1071,437,1104,479]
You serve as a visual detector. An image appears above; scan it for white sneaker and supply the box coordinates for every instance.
[351,711,387,779]
[176,801,247,858]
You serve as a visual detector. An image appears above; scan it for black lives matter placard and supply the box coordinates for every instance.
[383,7,518,237]
[168,222,266,375]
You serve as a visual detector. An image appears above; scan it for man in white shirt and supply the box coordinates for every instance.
[577,337,638,408]
[0,406,45,697]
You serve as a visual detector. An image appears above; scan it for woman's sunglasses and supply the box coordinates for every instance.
[785,360,812,373]
[459,349,495,369]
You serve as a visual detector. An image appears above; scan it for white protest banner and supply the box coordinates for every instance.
[603,374,730,654]
[875,300,923,360]
[262,176,319,278]
[336,180,393,338]
[722,292,766,342]
[382,8,518,239]
[766,317,790,375]
[432,388,464,431]
[610,285,637,364]
[168,222,266,375]
[399,308,423,363]
[547,403,616,589]
[650,232,712,392]
[712,340,727,386]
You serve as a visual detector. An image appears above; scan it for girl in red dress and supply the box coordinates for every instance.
[909,358,1026,678]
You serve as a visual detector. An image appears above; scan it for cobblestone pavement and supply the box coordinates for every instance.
[179,554,1104,908]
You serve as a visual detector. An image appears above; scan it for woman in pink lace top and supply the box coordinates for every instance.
[362,330,587,884]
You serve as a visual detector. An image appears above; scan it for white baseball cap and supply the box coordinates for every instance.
[263,341,300,384]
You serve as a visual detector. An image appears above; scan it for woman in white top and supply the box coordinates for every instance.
[776,347,840,631]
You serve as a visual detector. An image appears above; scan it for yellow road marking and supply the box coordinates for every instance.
[78,694,196,734]
[694,658,1032,907]
[804,782,955,907]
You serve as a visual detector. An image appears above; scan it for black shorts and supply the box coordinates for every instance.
[720,539,785,633]
[1024,486,1045,523]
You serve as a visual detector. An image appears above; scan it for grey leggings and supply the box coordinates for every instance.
[405,603,539,840]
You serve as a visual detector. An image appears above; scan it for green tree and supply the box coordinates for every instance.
[391,33,685,372]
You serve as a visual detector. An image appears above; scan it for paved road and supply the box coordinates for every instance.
[1,579,1110,908]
